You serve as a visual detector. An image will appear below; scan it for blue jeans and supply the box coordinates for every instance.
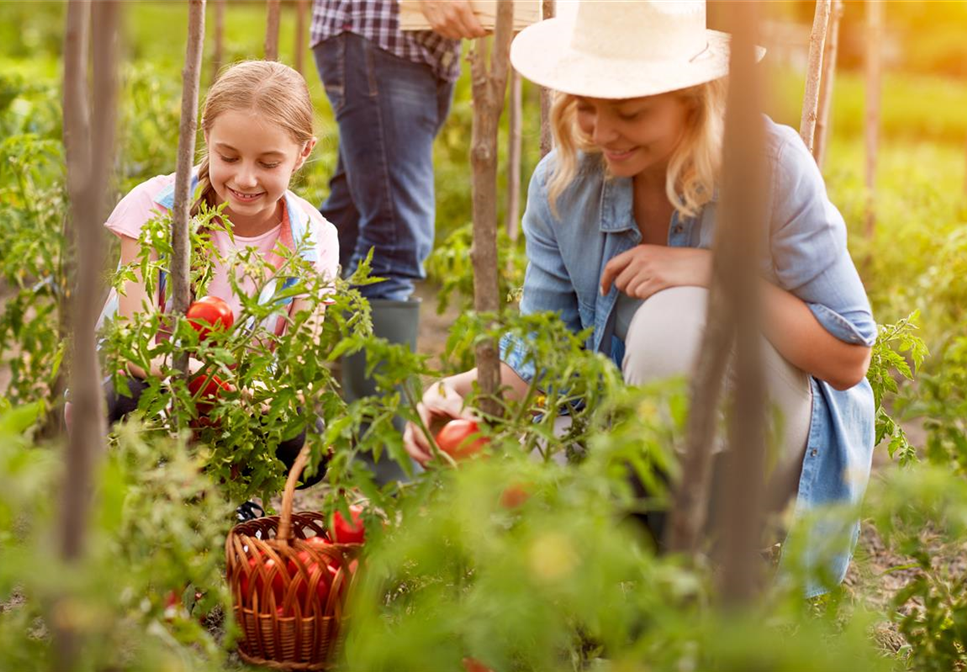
[313,32,455,301]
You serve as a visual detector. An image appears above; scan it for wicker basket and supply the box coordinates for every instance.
[226,447,360,671]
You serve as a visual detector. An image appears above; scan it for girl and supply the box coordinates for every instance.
[402,1,876,596]
[94,60,339,481]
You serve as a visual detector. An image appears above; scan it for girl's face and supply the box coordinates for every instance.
[205,109,315,229]
[575,93,691,179]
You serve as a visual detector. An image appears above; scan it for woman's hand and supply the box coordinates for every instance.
[600,245,712,300]
[403,380,479,466]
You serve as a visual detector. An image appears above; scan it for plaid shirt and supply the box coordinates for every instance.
[311,0,462,82]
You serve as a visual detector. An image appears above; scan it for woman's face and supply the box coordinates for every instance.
[205,109,314,228]
[575,93,691,179]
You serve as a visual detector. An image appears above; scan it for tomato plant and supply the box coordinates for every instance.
[186,295,234,341]
[187,371,231,415]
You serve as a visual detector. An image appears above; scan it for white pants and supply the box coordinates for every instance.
[622,287,812,491]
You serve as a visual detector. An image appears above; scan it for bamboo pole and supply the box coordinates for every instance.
[666,2,768,579]
[470,1,515,419]
[55,1,119,667]
[265,0,281,61]
[170,0,206,384]
[506,66,523,242]
[799,0,831,154]
[212,0,225,82]
[539,0,555,158]
[814,0,843,168]
[865,0,882,237]
[715,0,768,602]
[295,0,308,74]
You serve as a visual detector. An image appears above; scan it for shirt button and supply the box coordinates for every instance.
[673,224,683,234]
[810,449,818,457]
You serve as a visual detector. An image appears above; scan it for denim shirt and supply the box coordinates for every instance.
[499,118,877,597]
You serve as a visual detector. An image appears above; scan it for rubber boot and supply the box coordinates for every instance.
[341,298,421,485]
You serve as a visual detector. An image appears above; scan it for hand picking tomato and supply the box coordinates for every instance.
[331,505,365,544]
[435,419,489,459]
[188,372,231,415]
[186,295,234,341]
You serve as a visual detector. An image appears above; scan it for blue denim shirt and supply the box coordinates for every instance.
[500,118,876,597]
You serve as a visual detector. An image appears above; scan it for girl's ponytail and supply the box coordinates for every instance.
[190,154,217,218]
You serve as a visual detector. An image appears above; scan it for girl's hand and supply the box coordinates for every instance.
[403,380,478,466]
[600,245,712,300]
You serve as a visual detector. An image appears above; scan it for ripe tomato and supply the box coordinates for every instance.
[500,483,531,509]
[186,295,234,341]
[188,372,230,415]
[304,534,330,548]
[286,550,330,609]
[239,555,285,606]
[435,419,489,459]
[331,505,365,544]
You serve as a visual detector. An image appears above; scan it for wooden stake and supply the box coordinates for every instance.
[865,0,882,237]
[295,0,308,74]
[506,66,523,242]
[170,0,206,382]
[212,0,225,82]
[539,0,555,158]
[265,0,281,61]
[814,0,843,168]
[56,1,119,667]
[800,0,831,154]
[667,4,769,597]
[470,0,515,419]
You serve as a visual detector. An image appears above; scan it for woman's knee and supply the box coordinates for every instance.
[622,287,709,385]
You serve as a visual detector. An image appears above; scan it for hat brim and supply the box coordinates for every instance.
[510,20,764,99]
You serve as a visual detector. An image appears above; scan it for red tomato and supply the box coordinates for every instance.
[188,372,230,415]
[500,483,531,509]
[462,657,495,672]
[239,555,284,606]
[287,550,330,609]
[304,534,330,548]
[331,505,365,544]
[435,419,489,459]
[186,295,234,341]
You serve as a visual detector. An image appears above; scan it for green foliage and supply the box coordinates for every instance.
[903,337,967,476]
[867,313,928,466]
[865,466,967,672]
[0,406,232,671]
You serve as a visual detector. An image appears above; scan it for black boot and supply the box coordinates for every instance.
[341,298,421,485]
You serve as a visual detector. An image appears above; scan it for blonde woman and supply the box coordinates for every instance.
[403,2,875,595]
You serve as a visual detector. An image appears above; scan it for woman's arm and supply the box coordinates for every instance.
[761,281,871,391]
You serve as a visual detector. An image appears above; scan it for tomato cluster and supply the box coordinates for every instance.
[237,506,367,615]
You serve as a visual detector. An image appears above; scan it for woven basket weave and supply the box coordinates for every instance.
[225,447,360,671]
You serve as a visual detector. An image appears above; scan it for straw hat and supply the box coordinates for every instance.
[510,0,764,100]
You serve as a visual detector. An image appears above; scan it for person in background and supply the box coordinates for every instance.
[311,0,486,482]
[403,0,876,598]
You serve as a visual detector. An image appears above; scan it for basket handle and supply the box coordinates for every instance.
[276,443,312,544]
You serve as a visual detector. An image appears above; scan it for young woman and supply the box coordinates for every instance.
[91,60,339,481]
[403,1,876,596]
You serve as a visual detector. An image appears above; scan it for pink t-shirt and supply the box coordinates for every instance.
[104,173,339,323]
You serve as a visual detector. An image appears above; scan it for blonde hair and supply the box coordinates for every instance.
[546,79,728,220]
[192,60,314,216]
